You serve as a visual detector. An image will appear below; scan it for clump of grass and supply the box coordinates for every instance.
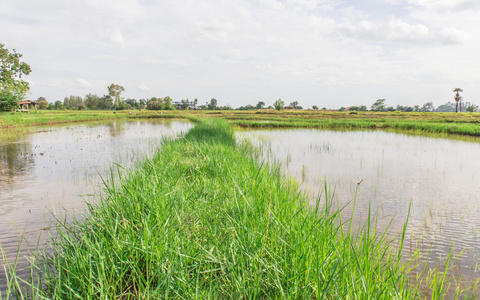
[2,118,474,298]
[184,118,235,146]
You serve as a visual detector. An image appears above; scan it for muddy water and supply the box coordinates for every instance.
[238,129,480,285]
[0,120,192,289]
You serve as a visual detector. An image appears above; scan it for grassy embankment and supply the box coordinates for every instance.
[2,119,472,299]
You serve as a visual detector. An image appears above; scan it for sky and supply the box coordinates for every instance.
[1,0,479,109]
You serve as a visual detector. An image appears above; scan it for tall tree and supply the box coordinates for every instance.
[274,99,285,111]
[85,93,101,109]
[453,88,463,113]
[370,99,386,111]
[256,101,265,109]
[207,98,218,110]
[107,83,125,108]
[163,96,175,110]
[0,44,32,111]
[63,95,83,109]
[54,100,63,110]
[37,97,49,109]
[290,101,299,109]
[181,99,190,110]
[421,102,434,112]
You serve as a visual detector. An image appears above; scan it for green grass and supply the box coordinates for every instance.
[0,110,131,128]
[2,118,476,299]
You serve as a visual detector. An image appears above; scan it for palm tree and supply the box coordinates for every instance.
[453,88,463,112]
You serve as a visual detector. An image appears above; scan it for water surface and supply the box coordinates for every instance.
[238,129,480,283]
[0,120,192,289]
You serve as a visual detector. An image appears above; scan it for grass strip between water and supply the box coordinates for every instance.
[1,118,476,299]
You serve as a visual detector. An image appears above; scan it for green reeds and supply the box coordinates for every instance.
[1,118,475,298]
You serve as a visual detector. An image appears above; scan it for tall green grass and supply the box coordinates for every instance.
[1,119,476,298]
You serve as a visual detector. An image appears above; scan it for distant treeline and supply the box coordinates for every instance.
[35,95,478,113]
[37,95,227,111]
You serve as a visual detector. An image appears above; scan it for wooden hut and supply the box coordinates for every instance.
[16,100,37,113]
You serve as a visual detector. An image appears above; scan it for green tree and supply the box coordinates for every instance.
[421,102,434,112]
[139,99,147,109]
[162,96,175,110]
[463,102,478,113]
[37,97,49,109]
[207,98,218,110]
[312,105,319,110]
[180,99,190,110]
[147,100,157,110]
[85,93,101,109]
[63,95,83,109]
[125,98,139,109]
[370,99,386,112]
[97,95,113,109]
[54,100,64,110]
[256,101,265,109]
[349,105,366,111]
[290,101,299,109]
[107,83,125,108]
[0,44,32,111]
[274,99,285,111]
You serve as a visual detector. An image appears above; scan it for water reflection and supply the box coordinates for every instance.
[0,120,192,290]
[237,129,480,283]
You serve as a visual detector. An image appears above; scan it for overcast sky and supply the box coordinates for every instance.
[1,0,479,109]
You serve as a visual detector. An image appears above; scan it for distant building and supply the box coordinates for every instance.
[172,101,199,110]
[435,105,455,112]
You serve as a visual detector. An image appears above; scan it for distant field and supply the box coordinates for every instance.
[2,109,480,137]
[148,110,480,137]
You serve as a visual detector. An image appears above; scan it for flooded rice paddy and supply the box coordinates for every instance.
[0,120,192,289]
[1,121,480,293]
[238,129,480,285]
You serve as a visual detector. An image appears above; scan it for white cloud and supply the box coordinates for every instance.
[142,56,165,65]
[404,0,480,11]
[108,27,126,48]
[339,16,433,43]
[137,83,150,91]
[75,78,92,89]
[258,0,285,10]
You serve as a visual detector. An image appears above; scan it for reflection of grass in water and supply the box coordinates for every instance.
[301,165,307,183]
[2,119,478,299]
[309,142,332,153]
[285,152,291,167]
